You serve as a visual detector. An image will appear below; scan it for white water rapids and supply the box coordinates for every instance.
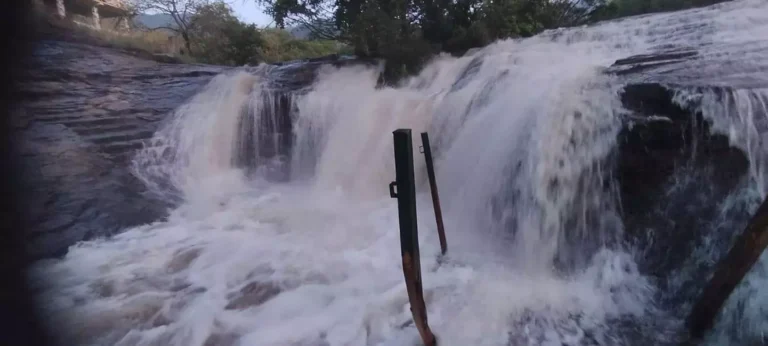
[29,1,768,345]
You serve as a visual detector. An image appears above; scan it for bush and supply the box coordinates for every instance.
[189,3,349,65]
[94,29,186,55]
[188,2,265,65]
[259,28,350,63]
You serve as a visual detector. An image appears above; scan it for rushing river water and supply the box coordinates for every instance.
[29,1,768,345]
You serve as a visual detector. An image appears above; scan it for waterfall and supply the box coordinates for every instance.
[29,1,768,345]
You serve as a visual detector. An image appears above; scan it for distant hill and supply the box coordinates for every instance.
[134,13,176,29]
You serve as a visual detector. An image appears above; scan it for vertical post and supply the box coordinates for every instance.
[92,6,101,30]
[687,196,768,339]
[390,129,437,346]
[421,132,447,255]
[56,0,66,18]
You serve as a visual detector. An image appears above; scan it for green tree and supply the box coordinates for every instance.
[132,0,211,54]
[259,28,347,63]
[253,0,607,70]
[188,2,264,65]
[253,0,727,82]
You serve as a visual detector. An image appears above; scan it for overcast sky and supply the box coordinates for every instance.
[229,0,274,27]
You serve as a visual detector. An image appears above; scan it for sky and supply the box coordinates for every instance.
[229,0,274,27]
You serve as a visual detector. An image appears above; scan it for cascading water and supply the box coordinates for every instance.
[29,1,768,345]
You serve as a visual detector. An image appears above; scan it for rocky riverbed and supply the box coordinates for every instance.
[14,36,764,275]
[12,38,375,261]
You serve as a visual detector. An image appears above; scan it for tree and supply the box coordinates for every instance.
[252,0,725,83]
[131,0,211,54]
[258,28,346,63]
[256,0,340,39]
[188,2,265,65]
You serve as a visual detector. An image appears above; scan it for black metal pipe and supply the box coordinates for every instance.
[421,132,447,255]
[391,129,437,346]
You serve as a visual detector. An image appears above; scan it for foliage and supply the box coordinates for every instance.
[187,3,347,65]
[253,0,610,81]
[188,2,264,65]
[261,0,340,39]
[131,0,211,53]
[99,29,188,56]
[125,1,346,66]
[254,0,733,82]
[259,28,350,63]
[41,0,346,66]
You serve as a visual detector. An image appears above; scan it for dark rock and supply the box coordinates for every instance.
[152,53,184,64]
[16,40,226,261]
[234,90,296,181]
[233,55,375,181]
[609,48,699,76]
[614,50,698,66]
[263,55,378,93]
[609,44,768,89]
[203,333,241,346]
[224,281,281,310]
[615,82,749,279]
[16,37,374,260]
[15,122,163,260]
[607,48,758,288]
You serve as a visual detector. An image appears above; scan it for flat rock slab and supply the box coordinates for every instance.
[15,40,226,260]
[14,40,373,261]
[608,43,768,89]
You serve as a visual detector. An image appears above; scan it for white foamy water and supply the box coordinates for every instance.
[30,1,768,345]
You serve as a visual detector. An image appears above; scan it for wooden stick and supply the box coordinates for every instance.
[421,132,447,255]
[391,129,437,346]
[687,196,768,340]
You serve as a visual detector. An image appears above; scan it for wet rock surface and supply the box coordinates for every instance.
[608,42,768,89]
[263,54,377,92]
[615,83,750,276]
[224,281,281,310]
[608,48,700,77]
[610,51,759,302]
[14,39,375,261]
[236,55,376,181]
[15,121,160,260]
[17,37,760,270]
[15,40,226,260]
